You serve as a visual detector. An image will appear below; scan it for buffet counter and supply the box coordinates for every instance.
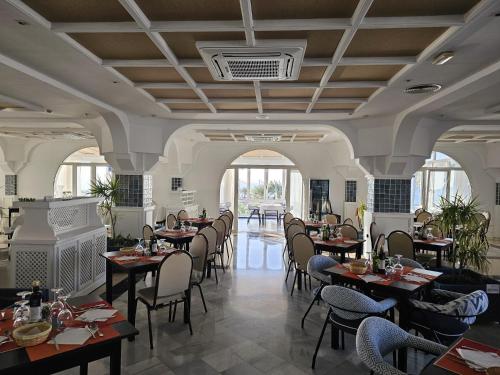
[9,197,107,296]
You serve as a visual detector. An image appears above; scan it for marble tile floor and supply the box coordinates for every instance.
[57,223,441,375]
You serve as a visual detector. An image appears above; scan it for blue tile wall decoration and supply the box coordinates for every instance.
[367,178,411,213]
[171,177,182,191]
[345,180,357,202]
[116,174,150,207]
[5,175,17,196]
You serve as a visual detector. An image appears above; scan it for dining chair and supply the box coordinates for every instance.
[290,233,315,296]
[189,234,209,313]
[177,209,189,221]
[370,222,381,251]
[285,223,306,283]
[343,218,354,226]
[386,230,415,259]
[166,214,177,229]
[399,257,424,269]
[135,250,193,349]
[198,226,219,284]
[143,224,154,241]
[421,221,443,238]
[289,217,306,230]
[301,255,337,328]
[312,286,397,369]
[324,214,339,225]
[338,224,358,240]
[212,219,227,273]
[414,207,424,216]
[356,317,446,375]
[223,210,235,251]
[283,212,294,230]
[373,233,385,255]
[408,289,489,345]
[155,206,167,229]
[219,214,233,261]
[416,210,432,224]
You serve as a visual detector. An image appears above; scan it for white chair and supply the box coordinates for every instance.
[177,209,189,221]
[212,219,227,273]
[135,250,193,349]
[189,234,209,313]
[155,206,166,228]
[290,233,315,296]
[285,223,305,283]
[222,210,235,255]
[324,214,338,225]
[166,214,177,229]
[198,226,219,284]
[219,214,233,261]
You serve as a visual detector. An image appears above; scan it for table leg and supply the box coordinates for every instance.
[207,260,212,278]
[185,241,190,252]
[110,341,122,375]
[436,248,442,268]
[397,301,410,372]
[128,270,137,341]
[80,363,88,375]
[340,251,346,263]
[105,259,113,304]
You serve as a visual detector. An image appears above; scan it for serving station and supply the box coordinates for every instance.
[9,197,107,296]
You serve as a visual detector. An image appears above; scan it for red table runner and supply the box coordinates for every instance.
[435,337,500,375]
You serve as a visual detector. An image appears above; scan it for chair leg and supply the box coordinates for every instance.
[291,270,298,296]
[285,260,293,282]
[185,297,193,335]
[172,301,177,322]
[147,307,153,349]
[197,284,208,313]
[168,301,172,322]
[341,331,345,350]
[213,260,219,284]
[301,284,323,328]
[312,313,330,369]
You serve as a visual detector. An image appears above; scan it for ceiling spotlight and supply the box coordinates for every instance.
[112,80,119,84]
[432,51,454,65]
[45,109,53,113]
[16,19,29,26]
[404,84,442,94]
[256,114,269,120]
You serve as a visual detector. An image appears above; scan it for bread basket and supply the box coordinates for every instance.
[119,247,136,255]
[12,321,52,347]
[348,260,368,275]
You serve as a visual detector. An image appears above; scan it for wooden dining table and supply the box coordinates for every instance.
[312,236,364,263]
[0,295,137,375]
[414,238,453,268]
[155,228,197,250]
[185,217,213,229]
[322,263,442,372]
[304,220,323,235]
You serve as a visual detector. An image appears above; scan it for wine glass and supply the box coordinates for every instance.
[135,238,144,254]
[335,227,343,240]
[393,254,404,274]
[50,288,64,321]
[56,295,73,328]
[365,251,372,268]
[385,257,395,277]
[425,227,433,241]
[13,300,30,328]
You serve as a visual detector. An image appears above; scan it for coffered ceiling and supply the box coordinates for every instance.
[15,0,482,116]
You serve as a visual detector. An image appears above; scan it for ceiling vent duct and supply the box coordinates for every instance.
[244,134,282,142]
[404,83,442,94]
[196,40,306,81]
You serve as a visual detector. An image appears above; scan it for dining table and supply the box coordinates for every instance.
[185,217,213,229]
[414,238,453,268]
[155,228,197,251]
[304,220,323,235]
[421,323,500,374]
[322,263,442,372]
[312,236,364,263]
[0,294,137,375]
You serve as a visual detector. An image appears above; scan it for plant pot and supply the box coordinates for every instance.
[434,268,500,323]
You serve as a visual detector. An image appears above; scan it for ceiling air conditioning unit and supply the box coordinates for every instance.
[196,40,306,81]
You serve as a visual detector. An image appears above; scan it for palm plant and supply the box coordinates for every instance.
[435,195,489,273]
[89,177,120,239]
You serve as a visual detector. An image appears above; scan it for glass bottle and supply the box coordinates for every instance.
[29,280,42,322]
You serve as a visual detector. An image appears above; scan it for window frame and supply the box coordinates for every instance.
[55,161,110,197]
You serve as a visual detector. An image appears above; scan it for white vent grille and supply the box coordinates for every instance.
[197,40,306,81]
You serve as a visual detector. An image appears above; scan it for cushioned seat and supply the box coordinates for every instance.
[137,286,184,306]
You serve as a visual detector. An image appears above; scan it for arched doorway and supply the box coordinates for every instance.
[53,147,112,198]
[411,151,471,212]
[220,149,304,233]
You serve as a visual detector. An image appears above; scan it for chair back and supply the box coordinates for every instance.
[155,206,166,223]
[387,230,414,259]
[189,234,208,283]
[324,214,338,225]
[416,211,432,223]
[289,217,306,230]
[143,225,154,241]
[155,250,192,303]
[177,209,189,221]
[219,214,232,237]
[322,285,391,321]
[307,255,337,283]
[399,257,423,269]
[211,219,226,248]
[374,234,385,255]
[415,208,424,216]
[283,212,294,230]
[223,210,234,233]
[198,226,217,257]
[370,222,380,251]
[286,223,305,249]
[343,218,354,226]
[291,233,315,272]
[446,290,489,325]
[338,224,358,240]
[166,214,177,229]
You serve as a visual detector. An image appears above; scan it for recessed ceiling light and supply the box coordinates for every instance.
[404,84,442,94]
[432,51,454,65]
[16,20,29,26]
[256,114,269,120]
[45,109,53,113]
[112,80,119,84]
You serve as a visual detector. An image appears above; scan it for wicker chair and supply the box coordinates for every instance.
[211,219,227,273]
[189,234,209,313]
[290,233,315,296]
[177,209,189,221]
[285,223,306,283]
[166,214,177,229]
[324,214,339,225]
[198,226,219,284]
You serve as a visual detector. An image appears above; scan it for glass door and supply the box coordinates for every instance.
[426,171,448,211]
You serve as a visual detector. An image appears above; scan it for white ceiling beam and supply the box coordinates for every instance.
[118,0,217,113]
[253,18,351,31]
[325,81,387,88]
[150,20,244,32]
[137,81,386,89]
[135,82,191,89]
[198,83,255,89]
[254,81,263,114]
[102,59,172,67]
[51,22,141,33]
[307,0,374,113]
[360,15,464,29]
[5,0,51,28]
[156,98,203,104]
[0,93,44,111]
[339,56,416,65]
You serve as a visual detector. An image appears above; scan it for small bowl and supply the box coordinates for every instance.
[13,321,52,347]
[349,261,368,275]
[119,247,136,255]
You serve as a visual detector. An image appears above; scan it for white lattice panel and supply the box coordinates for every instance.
[79,238,94,287]
[49,205,88,234]
[15,249,49,288]
[94,233,107,278]
[59,245,76,294]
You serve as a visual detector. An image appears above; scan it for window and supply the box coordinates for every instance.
[411,151,471,212]
[53,147,111,198]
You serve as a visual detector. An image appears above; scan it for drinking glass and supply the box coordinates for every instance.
[425,227,433,241]
[50,288,64,321]
[393,254,404,274]
[365,251,372,268]
[335,227,343,240]
[13,300,30,328]
[56,295,73,328]
[385,257,394,277]
[135,238,144,254]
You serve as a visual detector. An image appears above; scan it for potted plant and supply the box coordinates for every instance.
[356,200,367,230]
[434,195,498,322]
